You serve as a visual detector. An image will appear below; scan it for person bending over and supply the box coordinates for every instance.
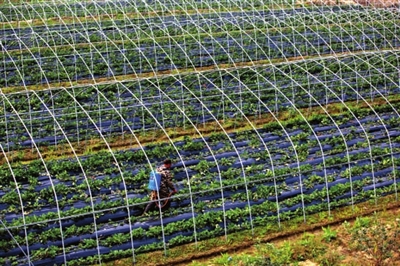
[143,159,177,215]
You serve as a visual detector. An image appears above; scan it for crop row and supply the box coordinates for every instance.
[0,51,398,151]
[1,29,398,87]
[1,5,391,50]
[1,102,400,264]
[0,0,297,23]
[1,2,399,265]
[1,8,398,86]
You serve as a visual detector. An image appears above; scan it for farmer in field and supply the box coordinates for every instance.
[143,159,177,215]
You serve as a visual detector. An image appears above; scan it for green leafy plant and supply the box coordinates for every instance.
[263,241,293,265]
[322,226,337,242]
[194,160,212,175]
[318,249,344,266]
[350,216,400,266]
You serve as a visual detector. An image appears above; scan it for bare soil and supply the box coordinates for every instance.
[354,0,400,7]
[299,0,399,8]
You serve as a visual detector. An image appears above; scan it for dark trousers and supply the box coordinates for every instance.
[143,191,172,213]
[143,198,171,213]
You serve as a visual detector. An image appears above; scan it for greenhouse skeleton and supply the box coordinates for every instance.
[0,0,400,265]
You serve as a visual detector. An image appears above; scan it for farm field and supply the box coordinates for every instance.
[0,0,399,265]
[184,197,400,266]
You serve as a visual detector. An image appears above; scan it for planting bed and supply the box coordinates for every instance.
[0,0,399,265]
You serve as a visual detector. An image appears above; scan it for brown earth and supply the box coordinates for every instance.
[354,0,400,7]
[184,205,400,266]
[300,0,399,7]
